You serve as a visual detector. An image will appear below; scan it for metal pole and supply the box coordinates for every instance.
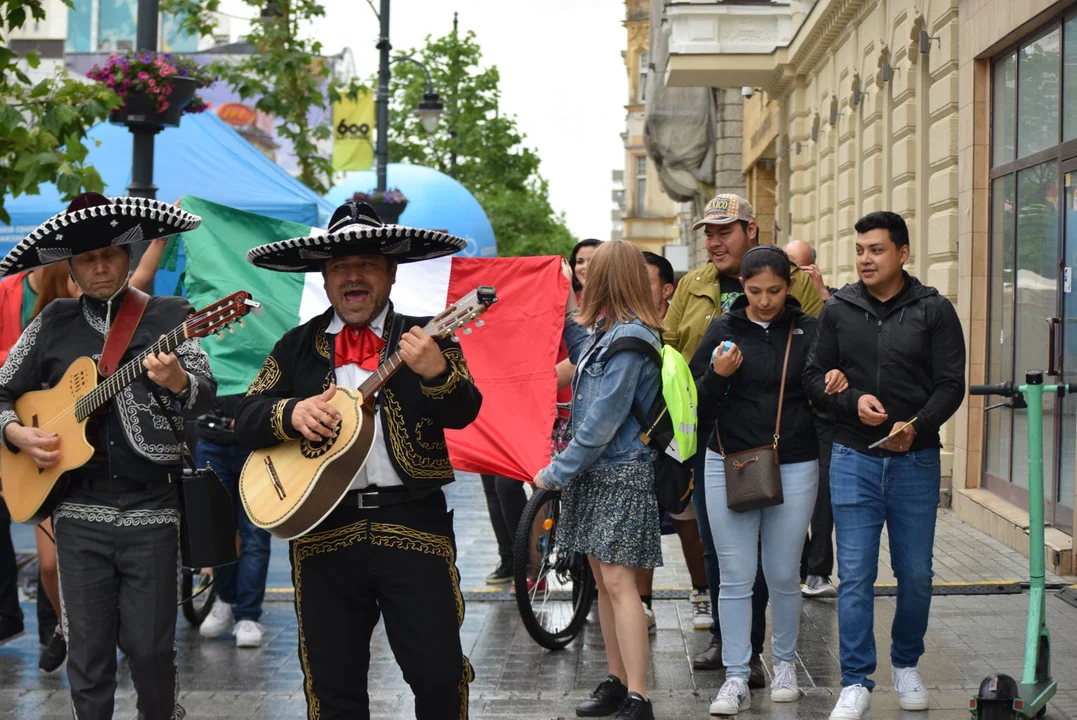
[450,12,458,178]
[1022,372,1045,686]
[127,0,160,199]
[375,0,391,192]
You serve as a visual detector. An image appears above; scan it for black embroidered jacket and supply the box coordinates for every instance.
[0,293,217,485]
[234,305,482,488]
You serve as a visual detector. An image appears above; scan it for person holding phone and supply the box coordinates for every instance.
[803,212,966,720]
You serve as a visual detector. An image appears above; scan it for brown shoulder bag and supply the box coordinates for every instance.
[718,321,796,513]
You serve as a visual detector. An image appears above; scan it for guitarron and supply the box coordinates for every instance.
[240,286,498,540]
[0,291,259,524]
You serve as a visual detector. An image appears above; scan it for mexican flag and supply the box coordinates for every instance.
[179,195,565,482]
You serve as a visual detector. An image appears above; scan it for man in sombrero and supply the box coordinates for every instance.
[234,201,482,719]
[0,192,215,720]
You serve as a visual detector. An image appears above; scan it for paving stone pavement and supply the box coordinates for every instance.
[2,472,1077,719]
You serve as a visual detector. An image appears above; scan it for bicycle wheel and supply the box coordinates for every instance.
[180,568,218,626]
[513,488,595,650]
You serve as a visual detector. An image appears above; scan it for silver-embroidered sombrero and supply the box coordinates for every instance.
[245,200,467,273]
[0,192,202,277]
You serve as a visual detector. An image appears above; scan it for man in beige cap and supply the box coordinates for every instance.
[664,193,823,683]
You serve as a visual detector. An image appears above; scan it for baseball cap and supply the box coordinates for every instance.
[692,193,756,230]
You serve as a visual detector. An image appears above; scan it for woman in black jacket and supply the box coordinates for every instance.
[690,246,846,715]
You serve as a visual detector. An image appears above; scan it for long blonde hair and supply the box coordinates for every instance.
[576,241,664,332]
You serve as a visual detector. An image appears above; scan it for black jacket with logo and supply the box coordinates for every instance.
[804,274,966,455]
[690,295,819,464]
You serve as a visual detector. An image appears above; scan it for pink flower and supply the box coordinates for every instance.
[160,102,169,111]
[138,72,150,81]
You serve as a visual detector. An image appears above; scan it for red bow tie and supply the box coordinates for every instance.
[334,326,386,371]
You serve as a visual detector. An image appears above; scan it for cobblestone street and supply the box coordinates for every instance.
[3,473,1077,719]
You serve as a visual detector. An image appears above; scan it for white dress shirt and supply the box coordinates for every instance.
[327,305,404,491]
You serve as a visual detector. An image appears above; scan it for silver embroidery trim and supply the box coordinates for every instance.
[116,386,183,462]
[53,502,181,528]
[174,337,211,381]
[0,410,18,451]
[0,314,42,386]
[81,303,109,336]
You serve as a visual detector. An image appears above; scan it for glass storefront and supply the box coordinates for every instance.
[987,17,1077,532]
[66,0,198,53]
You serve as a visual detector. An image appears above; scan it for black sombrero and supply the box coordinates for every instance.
[0,192,202,277]
[245,200,467,273]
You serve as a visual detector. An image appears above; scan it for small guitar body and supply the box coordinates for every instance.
[240,387,375,540]
[1,357,98,524]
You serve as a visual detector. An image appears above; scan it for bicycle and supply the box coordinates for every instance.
[512,403,596,650]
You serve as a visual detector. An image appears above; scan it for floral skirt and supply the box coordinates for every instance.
[556,461,663,569]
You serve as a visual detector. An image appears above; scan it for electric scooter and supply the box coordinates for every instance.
[969,371,1066,719]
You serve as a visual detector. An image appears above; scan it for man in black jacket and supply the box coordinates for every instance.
[235,201,482,720]
[804,212,965,720]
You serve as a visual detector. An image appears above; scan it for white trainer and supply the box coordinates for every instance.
[690,589,711,631]
[642,603,656,634]
[830,684,872,719]
[198,598,233,638]
[234,620,265,648]
[709,677,751,716]
[770,660,800,702]
[893,666,930,710]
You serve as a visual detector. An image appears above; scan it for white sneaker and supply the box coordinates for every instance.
[709,677,751,715]
[198,598,233,638]
[690,589,711,630]
[830,684,872,719]
[234,620,265,648]
[643,603,656,635]
[802,575,838,598]
[892,666,929,710]
[770,660,799,702]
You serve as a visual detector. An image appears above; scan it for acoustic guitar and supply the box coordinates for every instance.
[0,291,259,524]
[240,286,498,540]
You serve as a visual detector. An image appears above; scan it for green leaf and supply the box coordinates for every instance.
[24,50,40,69]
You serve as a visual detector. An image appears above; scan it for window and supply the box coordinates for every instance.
[635,156,647,216]
[66,0,197,54]
[638,51,649,103]
[1017,29,1061,157]
[66,0,92,52]
[993,54,1016,166]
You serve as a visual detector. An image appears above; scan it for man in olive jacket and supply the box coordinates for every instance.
[663,193,823,680]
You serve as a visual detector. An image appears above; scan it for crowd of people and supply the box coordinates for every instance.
[0,189,965,720]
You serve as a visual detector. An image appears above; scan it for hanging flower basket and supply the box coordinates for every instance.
[87,52,214,129]
[351,189,408,224]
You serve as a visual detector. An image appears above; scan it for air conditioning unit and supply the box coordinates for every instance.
[612,169,624,184]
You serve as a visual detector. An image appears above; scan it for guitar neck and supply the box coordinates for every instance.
[75,323,189,421]
[356,320,441,399]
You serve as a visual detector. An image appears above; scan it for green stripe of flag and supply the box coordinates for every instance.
[179,195,311,397]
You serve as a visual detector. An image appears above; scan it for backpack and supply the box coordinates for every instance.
[605,336,698,514]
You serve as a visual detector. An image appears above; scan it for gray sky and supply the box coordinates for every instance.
[221,0,627,242]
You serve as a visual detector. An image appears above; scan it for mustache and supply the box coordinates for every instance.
[340,282,373,293]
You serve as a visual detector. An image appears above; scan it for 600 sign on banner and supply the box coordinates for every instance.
[332,91,375,172]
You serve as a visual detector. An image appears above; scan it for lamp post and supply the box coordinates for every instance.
[128,0,160,199]
[373,0,444,199]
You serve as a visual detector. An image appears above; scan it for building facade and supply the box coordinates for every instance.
[664,0,1077,571]
[619,0,690,264]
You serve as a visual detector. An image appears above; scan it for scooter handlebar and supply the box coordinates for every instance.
[969,381,1015,397]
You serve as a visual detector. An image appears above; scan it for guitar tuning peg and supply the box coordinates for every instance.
[475,320,485,327]
[238,319,245,328]
[216,332,225,340]
[463,327,473,335]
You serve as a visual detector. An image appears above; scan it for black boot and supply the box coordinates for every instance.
[485,560,513,585]
[693,640,724,670]
[615,693,654,720]
[38,627,66,674]
[576,675,629,717]
[748,653,766,689]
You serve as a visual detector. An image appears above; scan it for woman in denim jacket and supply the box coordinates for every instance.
[535,241,663,720]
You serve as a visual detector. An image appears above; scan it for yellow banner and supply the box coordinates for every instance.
[332,91,375,172]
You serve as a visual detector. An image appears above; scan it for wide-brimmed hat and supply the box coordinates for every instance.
[245,200,467,273]
[692,193,756,231]
[0,192,202,277]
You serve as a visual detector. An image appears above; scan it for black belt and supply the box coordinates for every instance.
[343,486,439,509]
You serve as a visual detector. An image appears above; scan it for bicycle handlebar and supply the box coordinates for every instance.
[969,381,1015,397]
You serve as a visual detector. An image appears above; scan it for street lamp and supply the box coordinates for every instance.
[390,55,444,134]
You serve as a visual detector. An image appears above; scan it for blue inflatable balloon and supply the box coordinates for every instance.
[327,164,497,258]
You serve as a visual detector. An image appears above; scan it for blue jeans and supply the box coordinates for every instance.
[194,440,271,622]
[830,444,941,689]
[693,438,769,652]
[705,452,818,678]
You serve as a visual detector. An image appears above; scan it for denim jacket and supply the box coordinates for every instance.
[539,313,661,489]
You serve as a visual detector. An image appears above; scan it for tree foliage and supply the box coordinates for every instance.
[388,28,576,257]
[0,0,121,224]
[163,0,364,195]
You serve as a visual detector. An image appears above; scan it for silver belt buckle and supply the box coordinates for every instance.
[356,492,377,510]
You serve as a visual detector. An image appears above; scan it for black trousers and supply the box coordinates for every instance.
[54,504,182,720]
[290,490,472,720]
[801,431,835,579]
[0,497,60,642]
[480,474,527,566]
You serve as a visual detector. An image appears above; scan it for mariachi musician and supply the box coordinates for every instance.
[234,201,482,719]
[0,192,215,720]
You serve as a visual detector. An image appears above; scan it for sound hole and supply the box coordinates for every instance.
[300,420,342,459]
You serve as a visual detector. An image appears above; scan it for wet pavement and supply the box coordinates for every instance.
[3,473,1077,719]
